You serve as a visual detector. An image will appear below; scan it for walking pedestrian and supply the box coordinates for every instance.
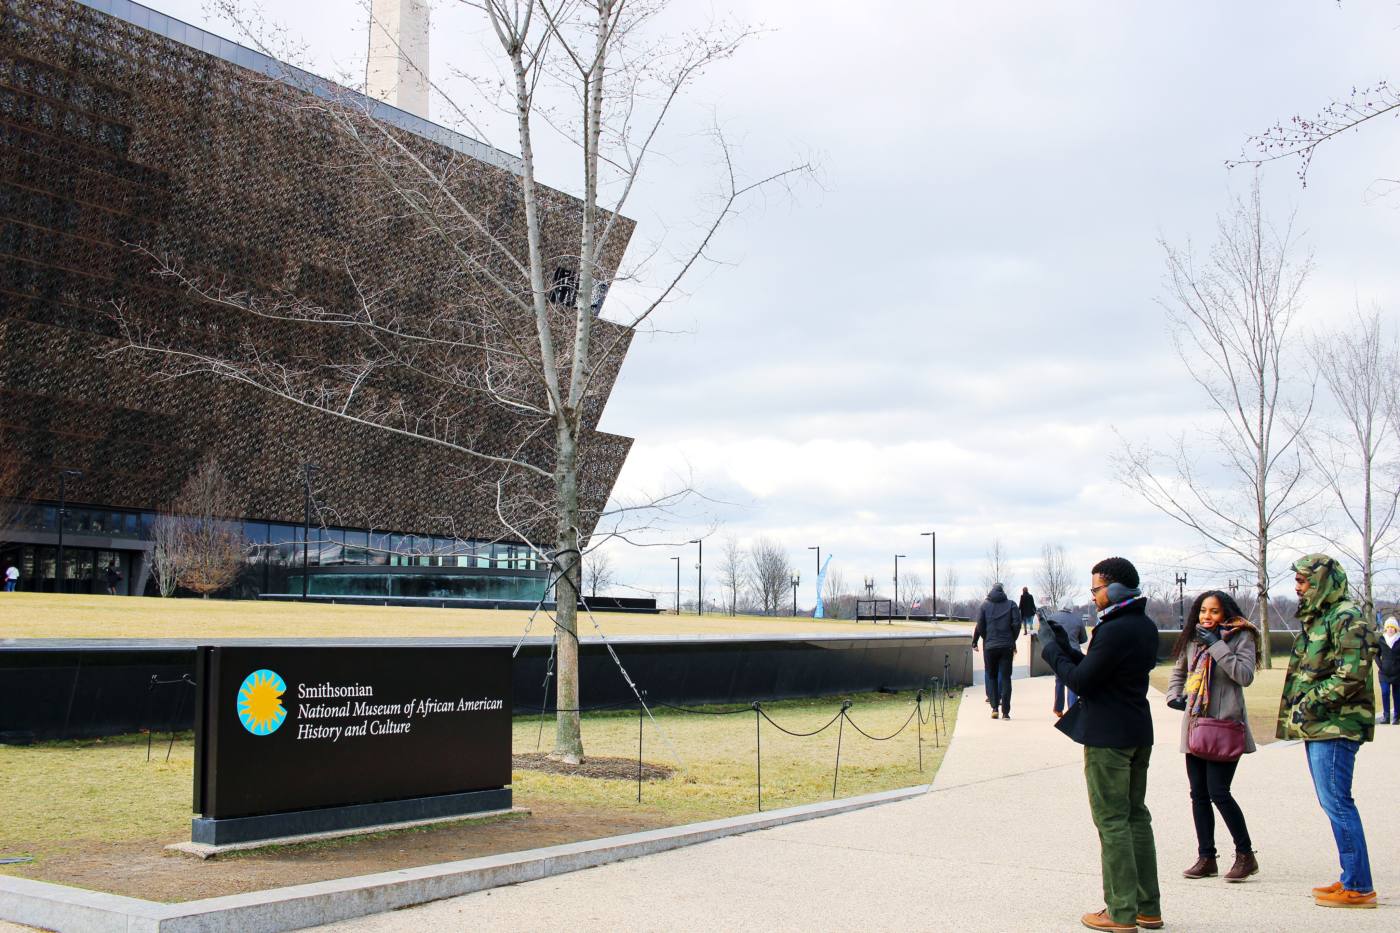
[1279,554,1381,909]
[3,561,17,592]
[1040,556,1162,932]
[1379,618,1400,725]
[104,561,122,595]
[1164,590,1259,883]
[972,582,1020,720]
[1019,586,1037,636]
[1043,607,1088,718]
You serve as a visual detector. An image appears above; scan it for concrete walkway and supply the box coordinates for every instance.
[318,674,1398,932]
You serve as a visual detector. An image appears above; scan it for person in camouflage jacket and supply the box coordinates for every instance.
[1279,553,1381,909]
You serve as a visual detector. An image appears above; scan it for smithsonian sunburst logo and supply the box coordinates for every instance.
[237,669,287,735]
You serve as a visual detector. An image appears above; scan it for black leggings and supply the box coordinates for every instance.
[1184,753,1252,858]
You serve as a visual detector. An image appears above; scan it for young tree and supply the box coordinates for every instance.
[114,1,807,763]
[941,564,960,620]
[897,570,924,617]
[581,547,615,599]
[148,506,184,598]
[981,539,1009,591]
[1303,310,1400,620]
[823,567,847,614]
[718,535,744,616]
[1117,180,1314,668]
[747,537,792,616]
[173,457,246,598]
[1036,542,1074,610]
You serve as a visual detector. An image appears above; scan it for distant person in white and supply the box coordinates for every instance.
[4,563,18,592]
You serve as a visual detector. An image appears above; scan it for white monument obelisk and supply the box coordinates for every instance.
[366,0,430,118]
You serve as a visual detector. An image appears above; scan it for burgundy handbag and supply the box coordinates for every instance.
[1187,715,1247,762]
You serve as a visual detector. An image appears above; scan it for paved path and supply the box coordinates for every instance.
[319,673,1398,932]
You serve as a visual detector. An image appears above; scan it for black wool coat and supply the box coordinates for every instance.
[1380,636,1400,682]
[1041,597,1158,748]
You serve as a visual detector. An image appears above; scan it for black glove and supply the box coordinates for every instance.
[1166,696,1186,711]
[1041,618,1072,651]
[1194,626,1221,648]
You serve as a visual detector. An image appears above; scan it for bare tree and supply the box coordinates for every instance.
[147,506,184,598]
[981,539,1009,591]
[1303,310,1400,620]
[1036,543,1074,609]
[172,457,246,598]
[824,566,847,609]
[112,1,808,762]
[718,535,744,616]
[1117,180,1314,668]
[898,570,925,617]
[581,547,615,599]
[748,537,792,616]
[941,564,960,619]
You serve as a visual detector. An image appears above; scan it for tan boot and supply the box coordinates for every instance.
[1080,910,1136,931]
[1135,914,1164,930]
[1314,888,1377,909]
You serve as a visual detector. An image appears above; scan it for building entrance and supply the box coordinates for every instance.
[0,545,135,595]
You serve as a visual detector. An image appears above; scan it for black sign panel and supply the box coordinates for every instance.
[194,646,511,819]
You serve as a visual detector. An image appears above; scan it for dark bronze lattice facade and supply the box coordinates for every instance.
[0,0,637,580]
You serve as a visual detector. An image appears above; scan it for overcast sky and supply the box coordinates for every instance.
[150,0,1400,610]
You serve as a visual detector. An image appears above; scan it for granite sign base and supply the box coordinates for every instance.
[191,787,512,846]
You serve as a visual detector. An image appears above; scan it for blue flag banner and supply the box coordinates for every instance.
[814,554,833,619]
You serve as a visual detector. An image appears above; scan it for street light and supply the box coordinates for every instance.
[671,556,680,614]
[55,469,82,593]
[1175,572,1188,628]
[301,463,318,600]
[791,571,801,617]
[920,531,936,620]
[864,576,874,599]
[894,554,907,620]
[1228,579,1239,598]
[690,539,703,615]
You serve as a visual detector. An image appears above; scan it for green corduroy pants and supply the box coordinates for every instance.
[1084,744,1162,924]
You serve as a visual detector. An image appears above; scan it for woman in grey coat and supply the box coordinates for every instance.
[1165,590,1259,883]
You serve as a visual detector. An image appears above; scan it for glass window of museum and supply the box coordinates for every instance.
[0,501,548,599]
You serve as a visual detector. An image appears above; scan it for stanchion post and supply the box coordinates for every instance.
[637,696,644,804]
[752,702,762,812]
[916,690,923,773]
[832,699,852,799]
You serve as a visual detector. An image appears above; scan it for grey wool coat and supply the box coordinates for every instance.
[1164,628,1259,755]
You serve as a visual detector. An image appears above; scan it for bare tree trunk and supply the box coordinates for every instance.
[552,422,583,762]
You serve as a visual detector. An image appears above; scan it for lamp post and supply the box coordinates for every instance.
[1227,579,1239,599]
[791,571,801,617]
[671,556,680,614]
[864,576,874,599]
[894,554,906,619]
[301,463,318,600]
[1175,572,1188,628]
[920,531,936,619]
[690,539,702,615]
[55,469,82,593]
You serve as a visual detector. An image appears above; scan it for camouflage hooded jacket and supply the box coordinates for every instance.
[1276,554,1380,743]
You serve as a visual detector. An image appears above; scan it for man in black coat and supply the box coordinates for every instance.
[1019,586,1037,636]
[972,582,1021,719]
[1040,557,1162,933]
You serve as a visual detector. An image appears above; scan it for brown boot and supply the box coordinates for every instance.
[1224,851,1258,883]
[1079,910,1135,931]
[1135,915,1164,930]
[1181,856,1217,879]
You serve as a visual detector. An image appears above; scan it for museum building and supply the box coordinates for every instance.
[0,0,636,599]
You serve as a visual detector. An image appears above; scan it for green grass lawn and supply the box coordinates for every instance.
[0,690,960,859]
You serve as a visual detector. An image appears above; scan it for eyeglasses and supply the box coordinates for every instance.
[1089,584,1107,595]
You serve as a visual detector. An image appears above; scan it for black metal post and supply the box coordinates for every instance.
[832,700,851,798]
[808,545,820,609]
[671,556,680,614]
[690,539,702,615]
[55,469,81,593]
[791,572,800,616]
[1175,572,1188,628]
[753,702,762,812]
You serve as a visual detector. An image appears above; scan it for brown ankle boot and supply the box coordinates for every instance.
[1182,856,1217,879]
[1224,851,1258,882]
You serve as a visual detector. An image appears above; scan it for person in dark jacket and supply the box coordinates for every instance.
[1380,618,1400,725]
[1040,557,1162,933]
[972,582,1021,720]
[1019,587,1037,636]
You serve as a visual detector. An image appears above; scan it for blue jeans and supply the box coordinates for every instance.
[3,580,14,592]
[983,647,1013,713]
[1381,676,1399,723]
[1305,739,1373,892]
[1054,676,1077,713]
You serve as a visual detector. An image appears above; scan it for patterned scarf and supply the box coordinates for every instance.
[1183,617,1251,717]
